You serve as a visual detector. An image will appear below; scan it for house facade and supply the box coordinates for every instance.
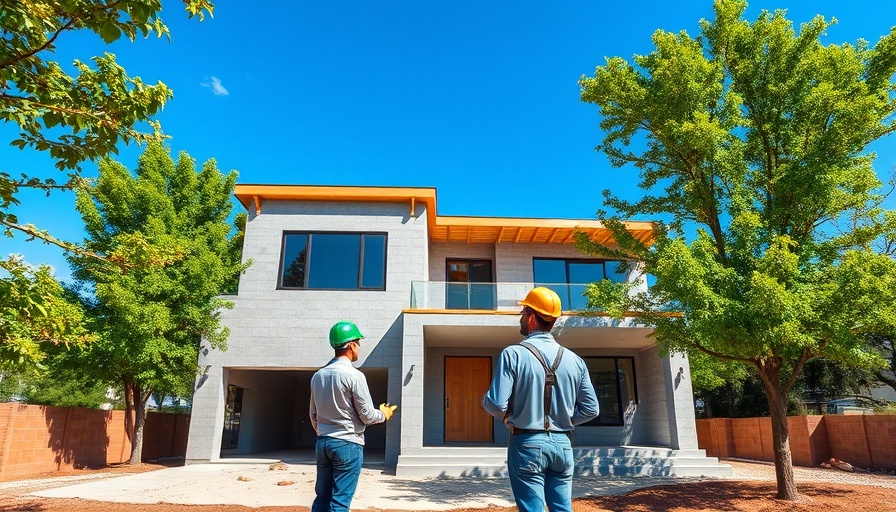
[185,184,730,477]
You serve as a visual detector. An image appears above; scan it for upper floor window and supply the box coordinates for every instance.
[279,232,387,290]
[446,259,495,309]
[533,258,626,311]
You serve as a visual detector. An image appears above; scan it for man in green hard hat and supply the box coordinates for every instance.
[309,321,397,512]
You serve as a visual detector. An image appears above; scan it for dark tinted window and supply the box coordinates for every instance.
[532,259,566,284]
[361,234,387,289]
[308,234,361,289]
[279,232,387,290]
[533,258,626,311]
[583,357,637,426]
[281,234,308,287]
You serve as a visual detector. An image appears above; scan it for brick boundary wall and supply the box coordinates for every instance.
[697,415,895,470]
[0,403,190,481]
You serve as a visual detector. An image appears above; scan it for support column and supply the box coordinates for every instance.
[185,366,227,464]
[399,315,426,451]
[662,352,699,450]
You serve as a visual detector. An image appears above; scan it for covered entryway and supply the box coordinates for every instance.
[444,357,492,443]
[222,368,388,456]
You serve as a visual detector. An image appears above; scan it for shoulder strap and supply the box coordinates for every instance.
[520,342,565,430]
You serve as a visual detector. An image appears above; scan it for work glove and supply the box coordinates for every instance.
[379,403,398,421]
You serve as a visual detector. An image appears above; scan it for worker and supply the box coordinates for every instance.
[483,287,600,512]
[310,321,397,512]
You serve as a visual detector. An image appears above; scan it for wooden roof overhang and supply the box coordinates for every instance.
[234,184,653,246]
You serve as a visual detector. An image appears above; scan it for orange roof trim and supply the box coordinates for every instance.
[234,184,653,246]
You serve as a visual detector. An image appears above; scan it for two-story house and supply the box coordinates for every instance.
[185,184,730,477]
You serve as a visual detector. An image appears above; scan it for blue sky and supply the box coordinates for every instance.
[3,1,896,283]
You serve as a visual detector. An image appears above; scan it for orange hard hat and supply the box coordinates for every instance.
[518,287,562,318]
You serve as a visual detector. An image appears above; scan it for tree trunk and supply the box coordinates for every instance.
[759,367,799,501]
[124,381,134,443]
[128,381,148,465]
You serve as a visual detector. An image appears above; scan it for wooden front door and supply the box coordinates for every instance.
[444,356,493,443]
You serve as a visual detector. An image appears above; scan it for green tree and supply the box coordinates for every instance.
[0,365,116,408]
[578,0,896,500]
[0,0,213,252]
[687,350,749,417]
[0,256,93,372]
[68,142,243,464]
[868,333,896,393]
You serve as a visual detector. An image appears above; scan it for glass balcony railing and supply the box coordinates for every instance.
[408,281,601,312]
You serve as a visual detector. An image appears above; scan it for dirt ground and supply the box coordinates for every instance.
[1,463,895,512]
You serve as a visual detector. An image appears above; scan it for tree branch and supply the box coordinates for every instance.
[783,347,813,394]
[0,94,115,127]
[1,219,107,262]
[0,18,75,69]
[691,337,755,364]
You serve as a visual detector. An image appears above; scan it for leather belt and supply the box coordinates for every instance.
[513,429,570,436]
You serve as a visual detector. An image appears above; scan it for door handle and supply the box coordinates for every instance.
[446,398,450,409]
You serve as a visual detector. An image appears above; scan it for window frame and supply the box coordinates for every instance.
[277,231,388,291]
[581,356,638,427]
[445,258,496,310]
[532,257,627,311]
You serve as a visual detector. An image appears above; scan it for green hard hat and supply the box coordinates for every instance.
[329,321,364,348]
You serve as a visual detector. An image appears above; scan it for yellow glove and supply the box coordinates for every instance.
[379,403,398,421]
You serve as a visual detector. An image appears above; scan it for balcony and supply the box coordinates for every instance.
[408,281,600,312]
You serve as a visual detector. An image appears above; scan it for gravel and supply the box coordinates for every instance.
[725,459,896,489]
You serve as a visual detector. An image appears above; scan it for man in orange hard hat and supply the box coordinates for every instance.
[483,288,599,512]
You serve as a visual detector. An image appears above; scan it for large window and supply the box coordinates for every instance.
[533,258,626,311]
[583,357,637,426]
[279,232,387,290]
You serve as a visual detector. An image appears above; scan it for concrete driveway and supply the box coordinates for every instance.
[27,451,697,509]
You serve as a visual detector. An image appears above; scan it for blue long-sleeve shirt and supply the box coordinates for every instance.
[309,358,385,445]
[483,331,599,431]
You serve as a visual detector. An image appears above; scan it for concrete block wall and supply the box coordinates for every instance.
[142,413,190,461]
[635,345,671,447]
[61,407,118,468]
[428,243,496,281]
[729,417,770,461]
[495,243,587,283]
[189,199,427,466]
[186,364,226,463]
[0,403,188,480]
[403,313,516,450]
[0,403,69,479]
[406,312,676,450]
[697,415,896,470]
[210,199,427,369]
[664,351,699,450]
[399,314,425,450]
[863,416,896,469]
[425,346,502,446]
[826,415,874,468]
[696,417,734,459]
[787,415,829,467]
[564,346,643,447]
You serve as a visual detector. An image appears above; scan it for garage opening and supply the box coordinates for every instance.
[221,368,388,457]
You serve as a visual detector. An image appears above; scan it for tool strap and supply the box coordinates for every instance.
[520,342,564,431]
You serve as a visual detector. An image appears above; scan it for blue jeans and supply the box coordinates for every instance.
[507,432,574,512]
[311,436,364,512]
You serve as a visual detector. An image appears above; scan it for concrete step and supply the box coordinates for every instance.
[395,446,732,478]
